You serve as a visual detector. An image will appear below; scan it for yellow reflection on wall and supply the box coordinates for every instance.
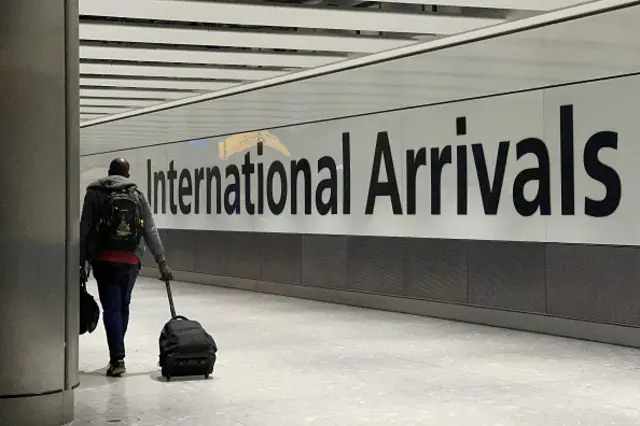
[217,130,290,160]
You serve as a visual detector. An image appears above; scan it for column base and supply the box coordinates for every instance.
[0,389,74,426]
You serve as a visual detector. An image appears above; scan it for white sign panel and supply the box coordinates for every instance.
[81,74,638,245]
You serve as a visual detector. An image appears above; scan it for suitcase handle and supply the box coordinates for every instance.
[173,315,189,321]
[165,280,178,319]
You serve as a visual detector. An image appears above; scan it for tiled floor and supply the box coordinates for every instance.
[73,277,640,425]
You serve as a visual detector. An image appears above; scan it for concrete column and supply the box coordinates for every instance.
[0,1,79,425]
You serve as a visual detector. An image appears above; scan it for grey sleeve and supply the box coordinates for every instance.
[137,190,166,264]
[79,190,95,266]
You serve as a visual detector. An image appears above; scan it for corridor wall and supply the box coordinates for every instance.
[81,71,640,348]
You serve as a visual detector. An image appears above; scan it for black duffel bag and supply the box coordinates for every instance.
[80,271,100,335]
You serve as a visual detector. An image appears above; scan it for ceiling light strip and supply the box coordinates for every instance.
[372,0,586,12]
[80,88,200,100]
[80,77,239,92]
[80,62,285,81]
[79,0,502,34]
[79,23,415,54]
[80,98,159,107]
[80,106,134,114]
[79,45,346,69]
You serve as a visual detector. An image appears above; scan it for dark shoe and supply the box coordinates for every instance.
[106,360,126,377]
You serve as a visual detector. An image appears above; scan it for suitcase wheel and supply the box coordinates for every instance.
[204,373,210,379]
[161,369,170,381]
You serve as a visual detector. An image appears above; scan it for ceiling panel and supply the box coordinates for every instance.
[79,88,198,100]
[80,0,640,155]
[80,98,158,107]
[79,0,502,34]
[79,23,416,54]
[80,45,344,69]
[76,0,515,124]
[80,78,238,92]
[80,62,286,81]
[373,0,589,11]
[80,106,134,115]
[75,0,602,126]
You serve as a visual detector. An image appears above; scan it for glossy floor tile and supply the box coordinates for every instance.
[73,277,640,425]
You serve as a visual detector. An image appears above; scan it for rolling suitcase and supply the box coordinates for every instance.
[159,280,218,381]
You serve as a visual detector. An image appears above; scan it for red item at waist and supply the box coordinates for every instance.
[97,250,140,265]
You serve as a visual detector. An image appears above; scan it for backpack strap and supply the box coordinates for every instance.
[95,183,138,194]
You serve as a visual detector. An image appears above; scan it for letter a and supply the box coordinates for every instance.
[365,132,403,215]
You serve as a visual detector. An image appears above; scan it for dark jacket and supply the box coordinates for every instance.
[79,175,165,265]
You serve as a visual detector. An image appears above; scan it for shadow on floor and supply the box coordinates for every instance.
[149,372,215,383]
[78,367,161,390]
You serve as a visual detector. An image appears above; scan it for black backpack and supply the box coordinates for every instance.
[96,185,143,253]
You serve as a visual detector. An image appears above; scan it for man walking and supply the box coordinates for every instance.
[80,158,173,377]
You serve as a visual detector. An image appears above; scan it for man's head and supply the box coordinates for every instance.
[108,158,130,178]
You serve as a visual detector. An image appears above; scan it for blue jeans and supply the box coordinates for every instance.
[92,261,140,363]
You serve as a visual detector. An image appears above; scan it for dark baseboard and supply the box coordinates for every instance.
[141,267,640,349]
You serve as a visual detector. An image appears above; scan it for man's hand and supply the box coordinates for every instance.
[159,261,174,282]
[80,265,88,283]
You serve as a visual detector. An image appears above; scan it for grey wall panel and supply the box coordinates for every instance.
[262,233,302,284]
[194,230,227,276]
[143,228,170,268]
[152,267,640,350]
[546,244,640,326]
[140,242,156,268]
[145,228,640,346]
[158,229,170,241]
[348,236,403,296]
[403,238,467,303]
[162,229,196,272]
[467,241,546,313]
[224,231,263,280]
[140,228,170,268]
[301,235,348,289]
